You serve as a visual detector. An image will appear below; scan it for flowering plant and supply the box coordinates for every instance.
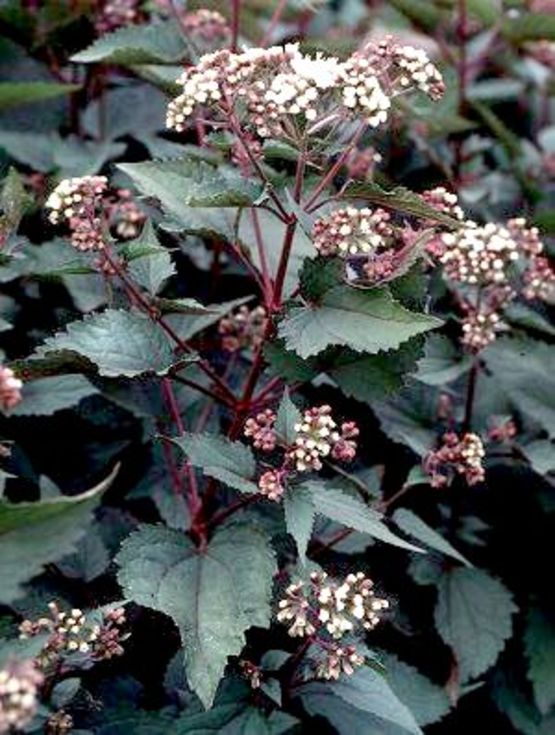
[0,1,554,733]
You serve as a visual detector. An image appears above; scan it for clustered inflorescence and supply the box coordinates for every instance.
[218,305,268,352]
[182,9,230,47]
[0,660,43,735]
[95,0,142,34]
[45,176,145,278]
[244,405,359,501]
[423,431,486,488]
[19,602,127,668]
[166,38,443,140]
[435,217,555,352]
[277,571,388,680]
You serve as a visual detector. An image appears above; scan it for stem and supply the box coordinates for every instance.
[261,0,288,46]
[273,142,307,307]
[171,373,235,408]
[250,208,274,305]
[231,0,241,52]
[310,528,353,558]
[230,117,290,222]
[162,378,203,535]
[323,460,372,503]
[102,249,236,406]
[304,122,366,212]
[462,359,479,433]
[454,0,468,182]
[207,494,259,529]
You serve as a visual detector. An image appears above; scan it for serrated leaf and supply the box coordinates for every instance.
[0,81,80,111]
[413,334,472,386]
[380,652,450,727]
[303,483,423,552]
[524,608,555,715]
[125,221,176,296]
[297,665,423,734]
[116,522,276,707]
[169,433,258,494]
[521,440,555,476]
[168,296,253,342]
[329,339,424,403]
[279,287,441,359]
[283,486,316,565]
[342,182,462,229]
[0,167,28,238]
[0,465,118,603]
[35,309,178,377]
[503,12,555,43]
[484,338,555,438]
[275,390,302,444]
[9,375,98,416]
[434,568,517,682]
[71,20,189,64]
[118,159,261,237]
[392,509,471,566]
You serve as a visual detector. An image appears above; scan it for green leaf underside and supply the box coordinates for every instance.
[118,159,261,238]
[280,287,441,359]
[297,665,423,734]
[116,522,276,708]
[0,465,118,603]
[36,309,177,377]
[169,433,258,494]
[434,568,517,682]
[392,509,471,566]
[484,338,555,438]
[342,182,463,229]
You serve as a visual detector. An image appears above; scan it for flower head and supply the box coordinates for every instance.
[424,432,486,488]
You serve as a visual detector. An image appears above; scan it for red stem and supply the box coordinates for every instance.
[261,0,288,46]
[231,0,241,52]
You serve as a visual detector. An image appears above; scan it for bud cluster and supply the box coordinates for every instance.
[218,304,268,352]
[488,417,517,443]
[0,660,43,734]
[167,40,443,139]
[244,409,277,451]
[19,602,127,668]
[0,366,23,412]
[45,176,108,252]
[423,432,486,488]
[46,710,73,735]
[104,188,146,240]
[182,9,230,46]
[244,405,359,502]
[434,215,554,351]
[95,0,142,34]
[276,571,388,681]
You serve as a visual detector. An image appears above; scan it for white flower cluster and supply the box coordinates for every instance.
[290,406,343,472]
[313,206,393,257]
[0,660,43,735]
[277,571,389,641]
[461,310,503,352]
[389,43,445,100]
[424,431,486,488]
[440,222,520,286]
[45,176,107,226]
[339,55,391,126]
[167,40,443,138]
